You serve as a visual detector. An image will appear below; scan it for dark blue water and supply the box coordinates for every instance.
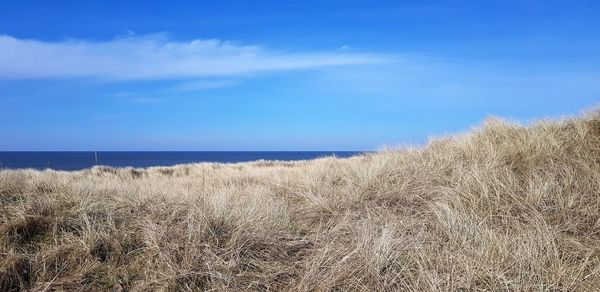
[0,151,364,171]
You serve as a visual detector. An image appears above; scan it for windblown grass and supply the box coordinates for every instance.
[1,109,600,291]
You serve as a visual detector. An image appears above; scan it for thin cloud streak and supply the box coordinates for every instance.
[169,79,238,93]
[0,34,393,80]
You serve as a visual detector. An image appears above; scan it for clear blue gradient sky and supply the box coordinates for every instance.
[0,0,599,150]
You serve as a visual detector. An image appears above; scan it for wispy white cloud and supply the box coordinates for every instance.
[169,79,238,93]
[0,34,392,80]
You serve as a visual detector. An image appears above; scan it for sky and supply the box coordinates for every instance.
[0,0,599,150]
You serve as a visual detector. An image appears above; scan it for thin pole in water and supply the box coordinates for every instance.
[94,151,98,164]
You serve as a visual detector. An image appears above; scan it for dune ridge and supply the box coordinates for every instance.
[1,109,600,291]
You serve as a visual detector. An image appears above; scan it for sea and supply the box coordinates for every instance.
[0,151,365,171]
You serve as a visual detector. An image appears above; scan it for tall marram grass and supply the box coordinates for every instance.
[1,109,600,291]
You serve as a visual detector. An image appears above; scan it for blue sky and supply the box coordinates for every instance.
[0,0,599,150]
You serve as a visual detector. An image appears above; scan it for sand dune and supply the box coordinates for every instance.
[1,109,600,291]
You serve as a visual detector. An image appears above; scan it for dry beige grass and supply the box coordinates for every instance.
[1,109,600,291]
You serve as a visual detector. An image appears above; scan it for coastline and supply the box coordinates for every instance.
[0,151,366,171]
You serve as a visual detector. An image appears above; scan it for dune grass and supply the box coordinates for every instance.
[1,109,600,291]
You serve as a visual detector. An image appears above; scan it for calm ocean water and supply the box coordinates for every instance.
[0,151,364,171]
